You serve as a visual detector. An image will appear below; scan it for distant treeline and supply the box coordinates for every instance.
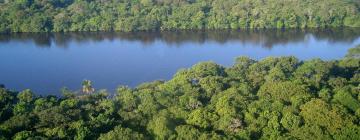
[0,0,359,33]
[0,45,359,139]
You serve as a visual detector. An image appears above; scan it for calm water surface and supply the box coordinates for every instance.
[0,29,359,95]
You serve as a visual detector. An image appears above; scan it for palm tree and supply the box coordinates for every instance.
[82,80,95,94]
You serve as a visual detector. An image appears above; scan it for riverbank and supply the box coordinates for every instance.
[0,46,359,139]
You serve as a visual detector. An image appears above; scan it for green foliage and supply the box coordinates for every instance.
[147,110,175,139]
[12,131,33,140]
[174,125,202,140]
[344,15,360,27]
[294,59,334,90]
[0,0,359,33]
[341,45,360,70]
[17,89,33,103]
[0,114,33,136]
[300,99,355,135]
[258,81,312,108]
[190,62,225,78]
[0,50,360,139]
[333,88,360,112]
[0,88,15,122]
[226,56,255,78]
[98,126,144,140]
[280,112,301,131]
[186,108,218,129]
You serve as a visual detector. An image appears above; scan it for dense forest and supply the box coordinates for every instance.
[0,45,359,139]
[0,0,360,33]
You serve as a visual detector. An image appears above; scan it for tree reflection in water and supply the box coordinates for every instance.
[0,28,359,48]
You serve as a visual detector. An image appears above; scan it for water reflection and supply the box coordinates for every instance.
[1,28,359,48]
[0,29,359,95]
